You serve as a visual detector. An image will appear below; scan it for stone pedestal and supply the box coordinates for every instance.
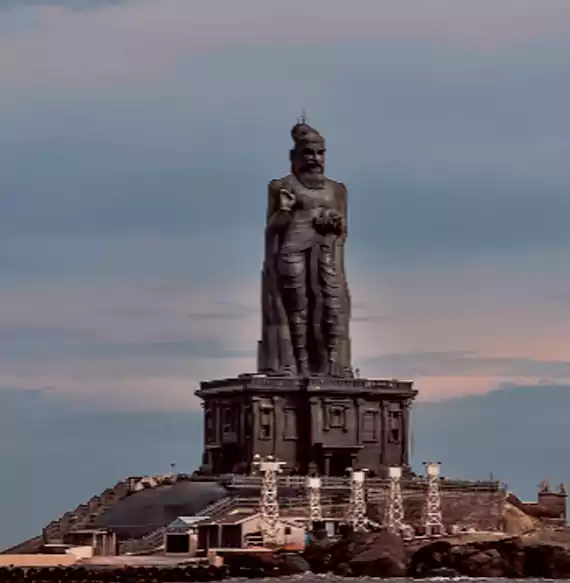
[195,375,417,477]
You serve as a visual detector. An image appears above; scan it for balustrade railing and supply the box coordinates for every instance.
[224,474,501,492]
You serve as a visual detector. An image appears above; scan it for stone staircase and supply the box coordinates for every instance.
[119,526,168,555]
[195,496,236,518]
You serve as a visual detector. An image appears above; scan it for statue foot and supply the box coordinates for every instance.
[280,366,298,378]
[314,361,341,378]
[297,360,310,379]
[327,360,344,378]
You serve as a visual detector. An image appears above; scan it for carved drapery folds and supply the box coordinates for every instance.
[258,121,352,378]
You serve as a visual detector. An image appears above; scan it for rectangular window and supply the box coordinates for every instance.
[244,407,253,438]
[259,407,273,440]
[362,410,378,442]
[327,405,346,430]
[283,408,297,440]
[388,410,401,443]
[205,410,215,443]
[223,406,233,434]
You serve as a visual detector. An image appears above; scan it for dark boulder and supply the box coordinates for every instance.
[304,525,333,573]
[279,553,310,574]
[330,530,406,577]
[409,534,570,579]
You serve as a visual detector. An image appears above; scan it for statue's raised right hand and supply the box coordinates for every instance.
[279,188,296,212]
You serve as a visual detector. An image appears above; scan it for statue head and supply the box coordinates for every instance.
[289,122,326,187]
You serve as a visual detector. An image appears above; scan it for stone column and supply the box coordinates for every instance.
[355,397,364,444]
[324,452,332,476]
[214,401,221,444]
[272,396,284,458]
[350,452,357,470]
[310,397,322,444]
[380,401,387,465]
[401,399,412,467]
[252,397,261,457]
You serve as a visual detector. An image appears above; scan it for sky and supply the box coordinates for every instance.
[1,0,570,548]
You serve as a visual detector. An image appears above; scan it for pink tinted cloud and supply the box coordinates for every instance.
[2,256,570,410]
[1,0,570,87]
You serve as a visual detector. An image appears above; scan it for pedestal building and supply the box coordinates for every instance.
[196,375,416,477]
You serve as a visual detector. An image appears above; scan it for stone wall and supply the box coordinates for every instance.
[368,486,505,531]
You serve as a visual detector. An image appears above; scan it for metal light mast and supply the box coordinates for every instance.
[252,454,285,546]
[348,469,368,532]
[385,466,406,535]
[306,476,323,530]
[423,461,444,536]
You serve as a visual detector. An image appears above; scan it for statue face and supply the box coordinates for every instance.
[293,140,326,176]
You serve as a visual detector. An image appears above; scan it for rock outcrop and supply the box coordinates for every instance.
[409,532,570,578]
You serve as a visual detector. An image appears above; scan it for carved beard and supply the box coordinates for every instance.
[292,157,325,189]
[296,170,325,189]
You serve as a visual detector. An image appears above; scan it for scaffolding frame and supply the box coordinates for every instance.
[252,454,285,546]
[423,461,444,536]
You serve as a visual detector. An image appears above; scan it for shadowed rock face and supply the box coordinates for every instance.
[93,481,227,538]
[345,532,407,577]
[408,534,570,579]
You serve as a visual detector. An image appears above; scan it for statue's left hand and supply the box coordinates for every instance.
[324,210,345,235]
[279,188,296,212]
[329,211,345,235]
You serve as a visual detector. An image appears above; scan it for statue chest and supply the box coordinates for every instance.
[290,180,336,212]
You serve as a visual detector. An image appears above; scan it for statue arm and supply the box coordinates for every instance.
[338,182,348,243]
[266,180,292,230]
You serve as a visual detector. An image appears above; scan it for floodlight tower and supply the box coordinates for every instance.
[252,454,285,546]
[423,461,444,536]
[385,466,406,534]
[306,476,323,530]
[347,468,369,533]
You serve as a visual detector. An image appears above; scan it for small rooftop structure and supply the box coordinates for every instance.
[166,516,206,531]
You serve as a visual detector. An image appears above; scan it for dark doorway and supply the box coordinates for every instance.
[329,451,353,477]
[166,534,190,554]
[215,443,241,473]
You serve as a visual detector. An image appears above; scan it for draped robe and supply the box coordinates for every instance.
[257,174,352,377]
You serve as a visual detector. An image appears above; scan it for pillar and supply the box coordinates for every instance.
[324,453,331,476]
[380,401,387,465]
[401,399,412,467]
[310,397,321,443]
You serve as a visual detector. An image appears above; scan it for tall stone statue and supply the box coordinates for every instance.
[258,119,352,378]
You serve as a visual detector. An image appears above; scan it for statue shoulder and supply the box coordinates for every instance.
[325,177,348,195]
[268,175,293,192]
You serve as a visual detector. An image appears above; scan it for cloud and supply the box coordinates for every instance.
[2,37,570,275]
[1,0,570,91]
[0,281,261,408]
[363,350,570,381]
[0,0,128,11]
[0,261,569,408]
[0,331,254,363]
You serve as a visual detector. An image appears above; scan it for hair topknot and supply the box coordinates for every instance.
[291,122,324,147]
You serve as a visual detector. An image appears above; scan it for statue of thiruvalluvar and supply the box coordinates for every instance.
[258,119,352,378]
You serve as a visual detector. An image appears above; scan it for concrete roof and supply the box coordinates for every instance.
[93,480,228,538]
[169,516,204,526]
